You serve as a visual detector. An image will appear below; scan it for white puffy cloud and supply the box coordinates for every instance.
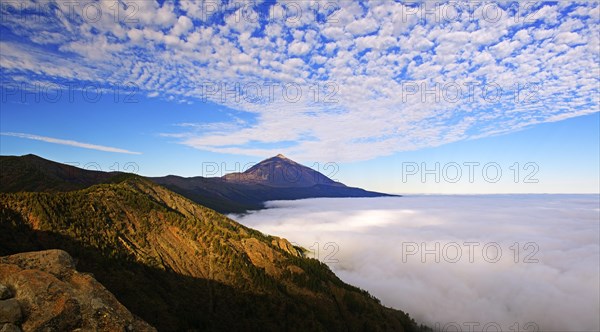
[321,27,347,41]
[345,17,379,36]
[0,1,598,162]
[180,0,223,21]
[171,16,194,36]
[288,41,311,56]
[554,31,584,45]
[127,28,144,43]
[135,1,177,27]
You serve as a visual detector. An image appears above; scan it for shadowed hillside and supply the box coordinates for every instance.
[0,154,119,192]
[0,175,426,331]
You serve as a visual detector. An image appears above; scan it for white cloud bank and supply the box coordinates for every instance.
[231,195,600,331]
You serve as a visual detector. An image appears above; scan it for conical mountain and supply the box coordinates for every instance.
[154,154,396,213]
[223,154,343,187]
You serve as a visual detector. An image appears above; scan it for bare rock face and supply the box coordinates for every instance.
[271,237,302,257]
[0,285,12,300]
[0,323,21,332]
[0,298,22,324]
[0,250,155,332]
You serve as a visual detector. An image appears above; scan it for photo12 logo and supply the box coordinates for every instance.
[399,2,543,24]
[401,162,540,184]
[1,82,139,104]
[433,321,540,332]
[290,241,340,264]
[61,161,140,181]
[433,322,540,332]
[199,81,339,105]
[1,1,140,24]
[399,81,542,105]
[402,241,540,264]
[201,160,340,184]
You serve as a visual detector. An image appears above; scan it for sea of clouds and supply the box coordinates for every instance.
[231,195,600,331]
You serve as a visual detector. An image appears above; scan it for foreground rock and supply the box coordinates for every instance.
[0,284,12,300]
[0,250,155,332]
[0,298,21,325]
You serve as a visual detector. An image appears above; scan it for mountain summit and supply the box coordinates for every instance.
[154,154,396,212]
[223,154,343,188]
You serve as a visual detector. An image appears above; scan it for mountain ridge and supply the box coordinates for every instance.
[0,154,119,192]
[1,154,397,213]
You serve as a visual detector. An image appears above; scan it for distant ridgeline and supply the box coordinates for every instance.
[0,154,426,331]
[152,153,397,213]
[0,154,395,213]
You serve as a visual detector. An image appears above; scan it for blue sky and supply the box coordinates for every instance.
[1,1,599,193]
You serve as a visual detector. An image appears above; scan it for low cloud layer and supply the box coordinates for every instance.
[231,195,600,331]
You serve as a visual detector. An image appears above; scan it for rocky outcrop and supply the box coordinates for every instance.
[0,250,155,332]
[0,285,12,300]
[271,237,303,257]
[0,299,21,324]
